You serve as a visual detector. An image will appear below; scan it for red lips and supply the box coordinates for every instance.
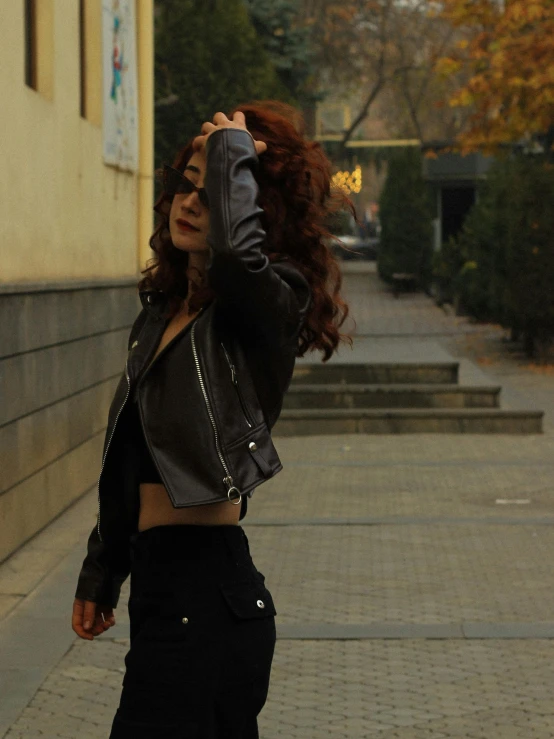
[176,218,200,232]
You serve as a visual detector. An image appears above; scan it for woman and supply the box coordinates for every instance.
[71,101,352,738]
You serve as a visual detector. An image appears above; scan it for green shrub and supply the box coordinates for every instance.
[377,148,434,288]
[504,157,554,359]
[432,235,466,305]
[446,159,513,321]
[437,154,554,358]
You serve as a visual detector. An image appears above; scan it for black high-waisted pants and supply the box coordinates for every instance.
[109,524,277,739]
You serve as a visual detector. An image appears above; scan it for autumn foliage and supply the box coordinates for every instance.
[435,0,554,154]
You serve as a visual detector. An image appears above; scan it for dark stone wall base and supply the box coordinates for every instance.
[0,281,140,562]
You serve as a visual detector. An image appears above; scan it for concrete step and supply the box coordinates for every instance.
[273,407,544,435]
[283,384,501,410]
[292,362,459,386]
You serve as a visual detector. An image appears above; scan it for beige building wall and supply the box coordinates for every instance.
[0,0,153,284]
[0,0,153,566]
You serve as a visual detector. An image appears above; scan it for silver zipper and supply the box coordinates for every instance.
[220,341,253,429]
[192,323,242,504]
[96,362,131,541]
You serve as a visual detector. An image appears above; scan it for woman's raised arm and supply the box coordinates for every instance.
[195,117,311,344]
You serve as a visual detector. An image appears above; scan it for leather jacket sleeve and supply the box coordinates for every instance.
[74,522,130,609]
[73,312,148,609]
[204,128,311,344]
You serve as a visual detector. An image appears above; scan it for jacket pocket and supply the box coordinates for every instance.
[225,427,283,494]
[220,578,277,620]
[221,340,255,429]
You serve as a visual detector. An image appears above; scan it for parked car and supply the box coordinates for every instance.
[328,212,379,261]
[331,234,379,261]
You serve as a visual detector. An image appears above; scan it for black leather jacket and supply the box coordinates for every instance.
[74,129,311,609]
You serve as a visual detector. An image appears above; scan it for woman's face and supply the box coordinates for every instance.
[168,151,210,253]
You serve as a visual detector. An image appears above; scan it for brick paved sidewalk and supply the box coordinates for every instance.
[1,264,554,738]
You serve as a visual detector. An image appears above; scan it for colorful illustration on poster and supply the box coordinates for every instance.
[102,0,138,171]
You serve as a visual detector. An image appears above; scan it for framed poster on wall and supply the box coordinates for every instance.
[102,0,138,171]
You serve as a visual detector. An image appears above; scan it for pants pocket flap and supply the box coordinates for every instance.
[220,579,277,619]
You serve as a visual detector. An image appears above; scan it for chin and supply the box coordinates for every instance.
[172,236,204,253]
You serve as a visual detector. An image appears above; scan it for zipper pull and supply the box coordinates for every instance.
[221,342,238,385]
[223,475,242,504]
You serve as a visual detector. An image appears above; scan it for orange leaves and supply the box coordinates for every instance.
[442,0,499,27]
[435,56,463,77]
[324,4,357,22]
[435,0,554,153]
[450,87,475,106]
[508,1,547,24]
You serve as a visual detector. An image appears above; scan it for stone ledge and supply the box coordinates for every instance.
[0,277,139,295]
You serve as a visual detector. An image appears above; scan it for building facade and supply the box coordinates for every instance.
[0,0,153,562]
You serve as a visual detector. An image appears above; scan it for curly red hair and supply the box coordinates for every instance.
[140,100,354,361]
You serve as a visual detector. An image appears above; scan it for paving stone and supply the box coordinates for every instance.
[0,548,68,597]
[245,523,554,625]
[0,594,21,620]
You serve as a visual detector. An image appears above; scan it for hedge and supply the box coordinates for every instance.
[434,154,554,360]
[377,148,434,289]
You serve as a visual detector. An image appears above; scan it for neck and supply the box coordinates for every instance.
[185,251,208,306]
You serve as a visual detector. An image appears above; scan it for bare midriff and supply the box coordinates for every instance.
[137,303,242,533]
[138,485,242,531]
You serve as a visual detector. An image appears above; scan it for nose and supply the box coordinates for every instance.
[180,190,201,212]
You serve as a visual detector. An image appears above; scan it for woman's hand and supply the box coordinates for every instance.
[192,111,267,157]
[72,597,116,641]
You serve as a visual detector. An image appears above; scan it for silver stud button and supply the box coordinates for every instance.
[147,295,153,303]
[182,617,189,624]
[131,340,139,348]
[249,442,258,452]
[256,600,265,609]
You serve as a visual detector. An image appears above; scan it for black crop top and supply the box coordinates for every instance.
[126,399,163,484]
